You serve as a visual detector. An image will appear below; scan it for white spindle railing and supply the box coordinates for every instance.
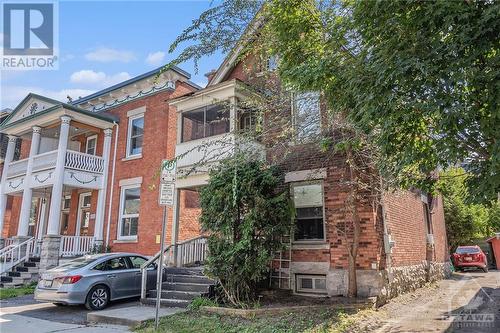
[4,238,15,248]
[59,236,95,257]
[176,236,208,267]
[32,150,58,172]
[6,158,29,178]
[65,151,104,174]
[0,237,35,275]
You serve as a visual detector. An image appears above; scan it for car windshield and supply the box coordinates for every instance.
[455,247,480,254]
[57,256,98,269]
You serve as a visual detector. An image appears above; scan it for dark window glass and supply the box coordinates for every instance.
[129,117,144,156]
[293,183,324,240]
[129,256,147,269]
[181,104,230,143]
[95,257,129,271]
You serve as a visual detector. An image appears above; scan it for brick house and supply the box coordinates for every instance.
[0,54,450,300]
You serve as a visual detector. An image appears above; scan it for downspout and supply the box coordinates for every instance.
[105,123,119,248]
[380,178,392,303]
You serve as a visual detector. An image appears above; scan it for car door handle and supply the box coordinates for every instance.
[107,274,116,278]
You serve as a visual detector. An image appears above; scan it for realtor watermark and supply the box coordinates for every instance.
[1,0,59,70]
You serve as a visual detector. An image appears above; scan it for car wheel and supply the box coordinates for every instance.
[85,285,110,310]
[482,267,489,273]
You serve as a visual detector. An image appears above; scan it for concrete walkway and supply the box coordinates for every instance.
[87,305,186,327]
[0,302,130,332]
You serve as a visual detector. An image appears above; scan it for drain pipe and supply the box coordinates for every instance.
[105,123,119,248]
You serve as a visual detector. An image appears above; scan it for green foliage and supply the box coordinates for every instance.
[188,297,219,310]
[266,0,500,202]
[199,155,293,306]
[0,282,36,299]
[438,168,498,251]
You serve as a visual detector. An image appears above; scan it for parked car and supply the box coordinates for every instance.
[452,246,488,273]
[35,253,162,310]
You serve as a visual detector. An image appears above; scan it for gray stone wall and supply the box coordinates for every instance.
[39,235,61,274]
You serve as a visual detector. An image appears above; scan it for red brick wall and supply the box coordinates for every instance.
[431,195,449,262]
[103,81,197,255]
[178,189,201,242]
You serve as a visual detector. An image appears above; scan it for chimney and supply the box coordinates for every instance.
[204,69,217,83]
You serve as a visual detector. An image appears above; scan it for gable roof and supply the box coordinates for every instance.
[207,13,265,86]
[0,93,118,131]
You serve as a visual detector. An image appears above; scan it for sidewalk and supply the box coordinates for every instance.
[87,305,186,327]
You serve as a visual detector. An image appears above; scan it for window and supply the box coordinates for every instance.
[292,183,325,241]
[181,104,230,142]
[293,92,321,141]
[93,257,129,271]
[183,189,200,209]
[296,275,327,294]
[82,194,91,208]
[127,115,144,157]
[239,112,257,132]
[86,135,97,155]
[62,196,71,210]
[60,196,71,233]
[118,186,141,239]
[128,256,147,269]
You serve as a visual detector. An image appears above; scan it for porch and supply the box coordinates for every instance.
[0,94,117,272]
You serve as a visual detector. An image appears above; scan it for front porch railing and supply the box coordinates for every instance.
[65,151,104,173]
[6,158,28,178]
[60,236,95,257]
[0,237,35,275]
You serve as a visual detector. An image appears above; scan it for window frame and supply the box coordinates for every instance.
[180,103,230,143]
[85,135,97,155]
[126,114,144,158]
[291,181,326,242]
[291,91,321,143]
[117,184,141,241]
[296,274,327,294]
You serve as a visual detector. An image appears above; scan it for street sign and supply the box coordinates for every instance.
[161,159,177,183]
[158,183,175,206]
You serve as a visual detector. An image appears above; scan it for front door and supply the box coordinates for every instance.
[76,193,91,236]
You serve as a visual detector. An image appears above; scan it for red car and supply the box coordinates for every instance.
[452,245,488,272]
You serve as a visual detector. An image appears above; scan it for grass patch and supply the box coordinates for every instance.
[0,283,36,300]
[135,308,375,333]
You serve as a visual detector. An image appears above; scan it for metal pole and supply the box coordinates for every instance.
[155,205,168,329]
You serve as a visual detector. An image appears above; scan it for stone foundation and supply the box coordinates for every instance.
[39,235,61,274]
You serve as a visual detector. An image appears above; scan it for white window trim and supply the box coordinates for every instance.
[85,135,97,155]
[117,184,140,241]
[296,274,327,294]
[291,181,327,242]
[126,114,144,158]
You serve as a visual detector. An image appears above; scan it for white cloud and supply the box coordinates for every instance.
[145,51,166,66]
[1,85,95,109]
[70,70,131,87]
[85,47,136,63]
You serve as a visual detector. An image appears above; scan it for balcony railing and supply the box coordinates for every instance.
[65,150,104,173]
[6,158,28,178]
[60,236,95,257]
[33,150,58,172]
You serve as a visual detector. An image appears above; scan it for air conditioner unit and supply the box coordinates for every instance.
[426,234,435,245]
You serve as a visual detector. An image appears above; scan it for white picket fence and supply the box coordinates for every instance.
[59,236,95,257]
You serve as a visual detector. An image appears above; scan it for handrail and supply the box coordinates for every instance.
[0,237,35,275]
[0,244,15,256]
[140,244,173,299]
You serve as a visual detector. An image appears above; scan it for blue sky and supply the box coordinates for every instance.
[0,0,225,109]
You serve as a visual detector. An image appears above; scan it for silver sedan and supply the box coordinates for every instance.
[35,253,160,310]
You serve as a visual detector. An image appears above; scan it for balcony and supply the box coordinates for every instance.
[3,150,105,194]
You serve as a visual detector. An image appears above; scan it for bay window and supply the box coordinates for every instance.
[292,182,325,241]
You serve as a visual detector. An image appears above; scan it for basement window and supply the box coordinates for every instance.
[296,274,327,294]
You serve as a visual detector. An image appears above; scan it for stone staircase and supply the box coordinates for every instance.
[0,257,40,288]
[142,267,215,308]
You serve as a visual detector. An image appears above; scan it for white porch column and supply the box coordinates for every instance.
[36,197,48,241]
[94,128,113,244]
[171,188,181,266]
[0,135,18,239]
[17,126,41,236]
[46,116,71,235]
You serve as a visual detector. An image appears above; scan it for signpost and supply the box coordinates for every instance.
[155,159,176,330]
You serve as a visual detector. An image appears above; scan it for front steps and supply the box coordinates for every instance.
[0,257,40,288]
[142,267,215,308]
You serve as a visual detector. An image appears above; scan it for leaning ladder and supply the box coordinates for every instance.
[269,235,292,289]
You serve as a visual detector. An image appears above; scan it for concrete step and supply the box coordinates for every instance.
[16,266,39,273]
[5,276,31,285]
[29,257,41,263]
[23,262,38,268]
[1,282,25,288]
[142,297,191,308]
[165,274,214,285]
[161,282,211,293]
[164,267,205,276]
[8,271,36,279]
[1,276,13,283]
[149,290,201,301]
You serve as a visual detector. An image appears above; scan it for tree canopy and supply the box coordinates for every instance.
[168,0,500,203]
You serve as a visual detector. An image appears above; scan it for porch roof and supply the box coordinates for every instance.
[0,93,118,135]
